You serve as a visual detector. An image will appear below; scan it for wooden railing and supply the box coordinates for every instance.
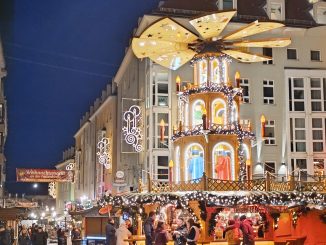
[145,172,326,193]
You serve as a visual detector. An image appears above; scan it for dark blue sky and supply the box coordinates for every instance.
[0,0,159,194]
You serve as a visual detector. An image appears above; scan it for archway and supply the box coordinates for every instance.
[192,100,205,127]
[212,98,227,125]
[185,144,204,181]
[212,142,235,180]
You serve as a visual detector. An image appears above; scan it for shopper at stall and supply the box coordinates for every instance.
[116,223,132,245]
[31,227,47,245]
[239,215,255,245]
[57,228,65,245]
[0,224,11,245]
[172,217,187,245]
[154,221,170,245]
[225,220,241,245]
[144,211,156,245]
[106,217,116,245]
[18,228,31,245]
[125,219,133,234]
[186,219,200,245]
[71,227,81,245]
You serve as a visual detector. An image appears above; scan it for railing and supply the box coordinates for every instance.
[145,172,326,193]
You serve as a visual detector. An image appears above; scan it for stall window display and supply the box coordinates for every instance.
[186,144,204,180]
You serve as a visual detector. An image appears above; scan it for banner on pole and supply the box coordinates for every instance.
[16,168,74,182]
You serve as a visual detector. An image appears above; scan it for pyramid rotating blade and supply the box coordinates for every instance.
[140,18,198,43]
[132,38,189,58]
[149,49,197,70]
[223,21,285,41]
[189,10,236,39]
[232,37,291,48]
[222,49,272,63]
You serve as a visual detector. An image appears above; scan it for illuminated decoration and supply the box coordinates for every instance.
[48,182,56,199]
[66,162,75,171]
[97,137,112,169]
[261,115,266,137]
[102,191,326,210]
[212,142,234,180]
[176,75,181,92]
[122,105,143,152]
[132,11,290,70]
[185,144,204,181]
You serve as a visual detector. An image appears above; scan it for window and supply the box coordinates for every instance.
[240,79,250,103]
[223,0,233,9]
[310,78,325,111]
[265,161,276,174]
[264,120,276,145]
[157,156,169,181]
[313,159,325,176]
[263,48,273,64]
[270,3,282,20]
[0,104,4,123]
[287,49,297,60]
[263,80,274,104]
[291,159,307,181]
[290,118,306,152]
[312,118,323,152]
[152,71,169,106]
[289,78,305,111]
[311,50,321,61]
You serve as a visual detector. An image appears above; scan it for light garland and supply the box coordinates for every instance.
[66,162,75,171]
[97,137,112,169]
[122,105,143,152]
[48,182,56,199]
[101,191,326,211]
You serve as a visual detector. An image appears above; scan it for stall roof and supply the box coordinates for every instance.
[0,208,28,221]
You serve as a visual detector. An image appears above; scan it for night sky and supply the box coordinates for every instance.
[0,0,159,195]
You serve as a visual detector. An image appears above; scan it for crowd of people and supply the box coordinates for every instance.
[0,222,82,245]
[105,212,257,245]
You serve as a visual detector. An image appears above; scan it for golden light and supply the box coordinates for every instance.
[202,108,207,115]
[176,75,181,84]
[260,115,266,123]
[169,160,174,168]
[246,159,251,166]
[235,71,240,80]
[160,119,165,127]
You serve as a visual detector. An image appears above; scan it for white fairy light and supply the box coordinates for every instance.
[97,137,112,169]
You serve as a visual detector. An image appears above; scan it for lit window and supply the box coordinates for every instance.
[263,80,274,104]
[311,50,321,61]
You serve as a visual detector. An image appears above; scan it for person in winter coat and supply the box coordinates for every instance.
[18,228,31,245]
[240,216,255,245]
[154,222,170,245]
[106,217,116,245]
[186,219,200,245]
[71,227,81,245]
[32,227,47,245]
[172,218,187,245]
[224,220,241,245]
[115,223,132,245]
[0,224,11,245]
[144,211,156,245]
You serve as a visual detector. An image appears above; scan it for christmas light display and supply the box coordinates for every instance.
[66,162,75,171]
[97,137,112,169]
[122,105,143,152]
[48,182,56,199]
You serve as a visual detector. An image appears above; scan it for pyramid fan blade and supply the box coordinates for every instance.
[140,18,198,43]
[149,49,197,70]
[232,38,291,48]
[132,38,189,58]
[223,21,285,40]
[222,49,272,63]
[189,10,236,39]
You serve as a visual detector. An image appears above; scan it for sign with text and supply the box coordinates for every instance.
[16,168,74,182]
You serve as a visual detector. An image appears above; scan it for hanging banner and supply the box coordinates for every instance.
[16,168,74,182]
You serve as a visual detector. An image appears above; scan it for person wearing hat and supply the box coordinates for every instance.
[106,217,116,245]
[0,224,11,245]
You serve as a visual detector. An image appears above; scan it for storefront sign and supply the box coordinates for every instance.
[16,168,74,182]
[113,171,127,187]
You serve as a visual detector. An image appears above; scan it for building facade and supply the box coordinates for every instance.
[74,84,117,200]
[70,0,326,198]
[0,39,7,198]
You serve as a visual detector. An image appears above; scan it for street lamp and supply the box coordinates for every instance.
[33,183,38,188]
